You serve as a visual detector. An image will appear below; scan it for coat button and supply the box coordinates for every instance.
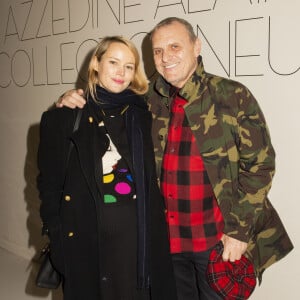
[88,116,93,123]
[158,134,164,140]
[68,232,74,237]
[64,195,71,201]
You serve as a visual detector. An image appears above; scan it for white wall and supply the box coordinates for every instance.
[0,0,299,299]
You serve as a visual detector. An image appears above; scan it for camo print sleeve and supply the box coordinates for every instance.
[220,81,276,242]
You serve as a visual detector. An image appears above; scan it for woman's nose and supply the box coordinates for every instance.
[116,66,125,76]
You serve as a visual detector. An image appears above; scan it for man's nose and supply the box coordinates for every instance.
[161,49,171,62]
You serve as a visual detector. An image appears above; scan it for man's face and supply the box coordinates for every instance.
[151,21,200,88]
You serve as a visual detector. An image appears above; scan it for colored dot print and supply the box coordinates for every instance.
[104,194,117,203]
[103,173,114,183]
[126,174,133,182]
[115,182,131,194]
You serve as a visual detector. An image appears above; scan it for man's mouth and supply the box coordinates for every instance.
[164,63,178,69]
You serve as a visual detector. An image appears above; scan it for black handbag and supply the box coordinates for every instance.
[35,243,61,289]
[35,108,83,289]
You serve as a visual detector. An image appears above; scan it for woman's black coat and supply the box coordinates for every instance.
[37,103,177,300]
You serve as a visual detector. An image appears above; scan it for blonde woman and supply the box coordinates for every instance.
[37,36,177,300]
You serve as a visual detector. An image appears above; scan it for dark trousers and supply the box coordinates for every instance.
[172,249,222,300]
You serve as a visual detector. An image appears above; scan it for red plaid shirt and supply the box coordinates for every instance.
[161,96,224,253]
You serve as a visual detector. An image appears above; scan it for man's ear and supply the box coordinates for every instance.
[194,38,201,57]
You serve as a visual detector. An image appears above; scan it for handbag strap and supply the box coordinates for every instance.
[66,108,82,166]
[63,108,82,185]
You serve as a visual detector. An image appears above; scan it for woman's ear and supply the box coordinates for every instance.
[91,56,99,72]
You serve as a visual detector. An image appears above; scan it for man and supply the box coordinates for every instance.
[56,17,293,300]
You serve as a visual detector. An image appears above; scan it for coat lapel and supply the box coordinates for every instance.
[71,108,106,201]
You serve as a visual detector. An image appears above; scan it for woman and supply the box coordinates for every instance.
[37,36,177,300]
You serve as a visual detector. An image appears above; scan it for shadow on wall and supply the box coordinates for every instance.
[75,47,96,91]
[141,33,158,83]
[23,123,63,300]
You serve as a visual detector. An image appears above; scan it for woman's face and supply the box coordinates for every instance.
[94,42,136,93]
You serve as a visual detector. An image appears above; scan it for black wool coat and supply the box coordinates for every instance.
[37,102,177,300]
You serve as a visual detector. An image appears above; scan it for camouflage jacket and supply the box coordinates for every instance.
[145,56,293,282]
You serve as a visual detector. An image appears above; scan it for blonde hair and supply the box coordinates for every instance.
[86,36,148,100]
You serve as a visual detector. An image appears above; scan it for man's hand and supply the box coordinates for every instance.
[56,89,86,109]
[221,234,248,262]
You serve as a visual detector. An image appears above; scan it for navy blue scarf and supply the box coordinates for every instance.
[88,85,150,289]
[91,85,147,110]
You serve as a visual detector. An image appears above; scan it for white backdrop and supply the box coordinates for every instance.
[0,0,299,299]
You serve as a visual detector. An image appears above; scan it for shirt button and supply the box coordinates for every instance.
[170,148,175,153]
[68,232,74,237]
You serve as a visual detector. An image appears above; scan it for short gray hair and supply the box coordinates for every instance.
[150,17,197,42]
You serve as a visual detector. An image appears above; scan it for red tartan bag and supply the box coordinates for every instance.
[206,241,256,300]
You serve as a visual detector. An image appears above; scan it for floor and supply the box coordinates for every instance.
[0,245,292,300]
[0,247,63,300]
